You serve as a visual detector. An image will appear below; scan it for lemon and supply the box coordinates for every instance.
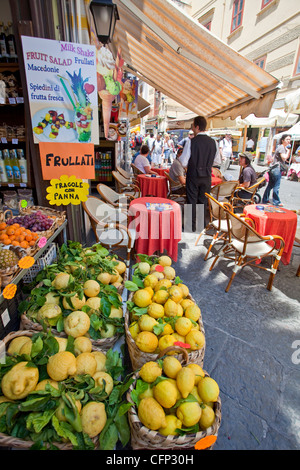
[114,260,126,274]
[100,324,116,338]
[187,364,205,384]
[135,331,158,353]
[144,286,154,298]
[198,377,220,402]
[160,322,174,335]
[171,332,185,343]
[158,334,176,352]
[158,256,172,267]
[81,401,107,438]
[93,371,114,395]
[62,293,86,311]
[152,289,169,305]
[185,304,201,322]
[199,404,216,429]
[97,272,112,285]
[185,330,205,351]
[138,397,166,430]
[162,356,182,379]
[74,336,92,356]
[54,337,68,352]
[159,414,182,436]
[7,336,31,356]
[52,272,71,290]
[55,398,82,423]
[150,263,159,272]
[176,402,202,427]
[153,380,178,408]
[139,262,151,275]
[138,314,158,332]
[139,383,154,400]
[163,266,176,280]
[166,378,182,400]
[176,367,195,398]
[190,385,202,403]
[129,321,140,340]
[47,351,77,381]
[139,361,162,383]
[168,286,183,303]
[109,269,120,283]
[85,296,101,313]
[109,306,123,318]
[178,283,189,298]
[180,299,194,311]
[64,310,90,338]
[91,351,107,372]
[144,274,158,289]
[45,291,60,305]
[147,302,164,319]
[76,352,97,376]
[19,339,33,356]
[175,317,192,336]
[35,379,59,391]
[164,298,179,317]
[133,289,152,308]
[2,362,39,400]
[177,303,184,317]
[152,271,164,280]
[154,279,172,292]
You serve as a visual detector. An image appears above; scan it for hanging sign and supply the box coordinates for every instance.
[118,78,138,120]
[46,175,89,206]
[39,142,95,180]
[21,36,98,144]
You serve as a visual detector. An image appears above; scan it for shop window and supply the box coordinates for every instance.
[204,21,211,31]
[293,45,300,76]
[254,56,266,70]
[231,0,244,33]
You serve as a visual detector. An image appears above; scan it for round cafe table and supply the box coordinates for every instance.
[137,174,168,198]
[243,204,297,265]
[128,197,182,261]
[152,167,169,177]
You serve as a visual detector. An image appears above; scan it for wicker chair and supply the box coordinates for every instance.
[164,171,186,205]
[195,193,232,261]
[231,176,266,209]
[211,167,225,180]
[131,163,144,176]
[82,196,135,266]
[209,203,285,292]
[112,171,141,198]
[210,180,239,203]
[97,183,134,208]
[116,166,133,180]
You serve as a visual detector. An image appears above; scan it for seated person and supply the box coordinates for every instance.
[134,145,156,174]
[169,148,186,195]
[287,149,300,181]
[234,152,257,199]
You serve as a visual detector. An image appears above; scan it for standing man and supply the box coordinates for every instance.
[151,133,163,167]
[186,116,217,232]
[219,132,233,172]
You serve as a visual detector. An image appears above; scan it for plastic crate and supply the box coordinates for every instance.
[22,243,57,284]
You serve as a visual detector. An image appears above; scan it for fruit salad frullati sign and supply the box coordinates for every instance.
[46,175,89,206]
[21,36,98,144]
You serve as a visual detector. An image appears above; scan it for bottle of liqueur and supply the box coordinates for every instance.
[6,22,17,63]
[0,22,9,63]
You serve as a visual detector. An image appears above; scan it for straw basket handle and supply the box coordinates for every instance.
[157,345,189,364]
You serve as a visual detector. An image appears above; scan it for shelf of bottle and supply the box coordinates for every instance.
[0,101,24,107]
[0,182,29,188]
[0,139,26,144]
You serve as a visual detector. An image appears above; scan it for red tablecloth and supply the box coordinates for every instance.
[128,197,182,261]
[244,204,297,265]
[137,174,168,198]
[152,167,170,177]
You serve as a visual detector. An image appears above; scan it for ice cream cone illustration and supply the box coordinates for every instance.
[99,89,115,138]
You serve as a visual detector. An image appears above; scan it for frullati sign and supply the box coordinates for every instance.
[39,142,95,180]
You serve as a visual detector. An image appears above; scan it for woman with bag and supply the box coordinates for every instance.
[262,134,291,206]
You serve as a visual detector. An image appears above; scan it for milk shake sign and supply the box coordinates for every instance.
[21,36,98,144]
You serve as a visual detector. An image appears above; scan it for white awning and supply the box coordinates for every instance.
[284,88,300,115]
[112,0,280,120]
[235,109,299,128]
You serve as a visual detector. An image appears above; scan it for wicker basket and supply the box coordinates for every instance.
[19,204,66,227]
[0,329,101,450]
[125,291,206,371]
[126,347,222,450]
[0,245,28,288]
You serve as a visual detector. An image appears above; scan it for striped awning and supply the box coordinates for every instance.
[112,0,280,120]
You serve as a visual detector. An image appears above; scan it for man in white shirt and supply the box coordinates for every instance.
[219,133,232,172]
[246,137,255,151]
[134,145,156,174]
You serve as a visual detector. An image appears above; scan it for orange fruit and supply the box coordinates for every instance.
[20,241,29,249]
[6,227,15,236]
[12,241,20,246]
[0,233,8,240]
[17,235,25,242]
[9,235,16,241]
[29,240,36,247]
[25,235,33,242]
[0,222,7,230]
[4,239,11,245]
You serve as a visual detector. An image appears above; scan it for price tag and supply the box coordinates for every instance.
[20,183,27,188]
[174,341,191,349]
[8,184,15,188]
[12,138,18,145]
[8,97,16,104]
[194,435,217,450]
[1,137,7,144]
[3,284,17,300]
[38,237,47,248]
[155,265,164,273]
[20,199,28,208]
[16,97,24,104]
[1,308,10,327]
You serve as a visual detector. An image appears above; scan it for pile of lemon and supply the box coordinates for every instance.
[132,357,219,435]
[128,256,205,354]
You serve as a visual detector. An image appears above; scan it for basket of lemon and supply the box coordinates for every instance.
[0,329,131,450]
[125,275,205,371]
[126,347,222,450]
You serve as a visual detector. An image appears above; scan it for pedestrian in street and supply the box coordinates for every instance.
[178,130,194,168]
[162,133,173,165]
[186,116,217,231]
[219,132,233,173]
[262,134,291,207]
[246,137,255,151]
[151,133,163,167]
